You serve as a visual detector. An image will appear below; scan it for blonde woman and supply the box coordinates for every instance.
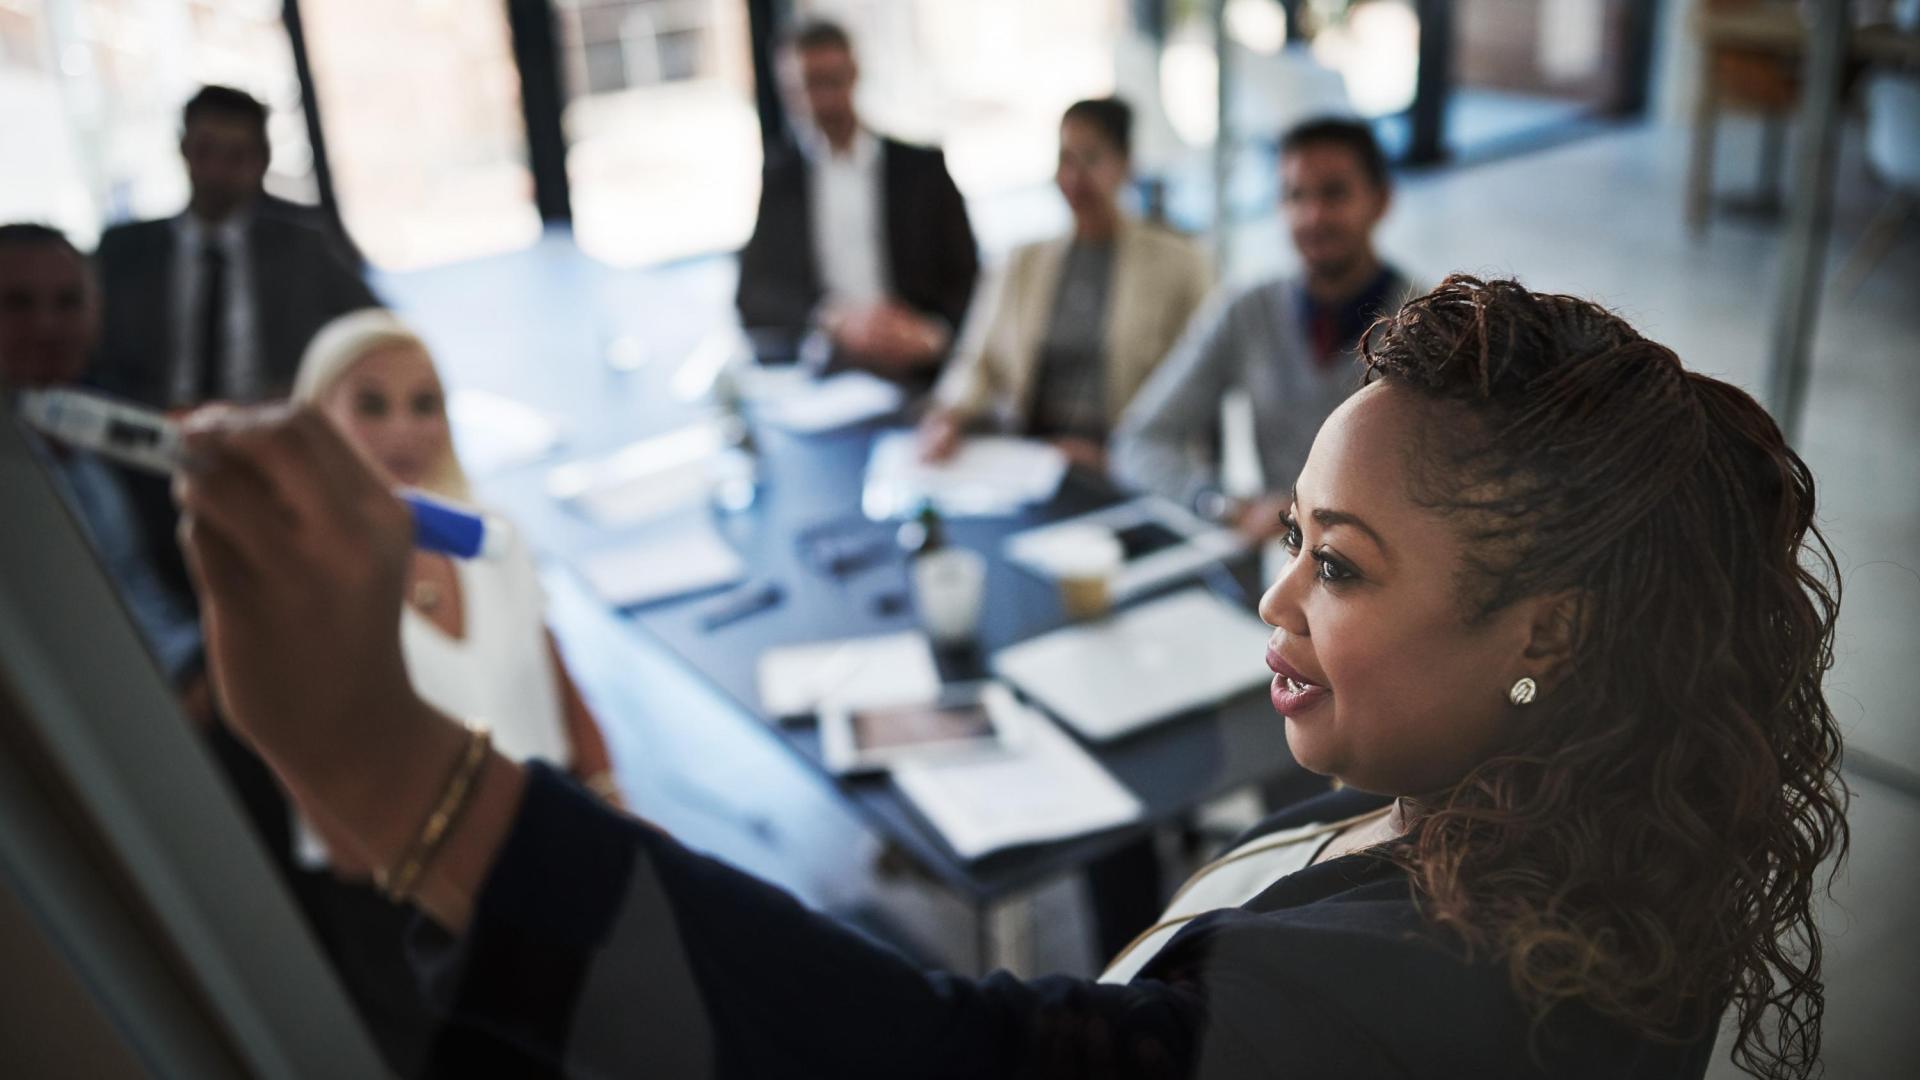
[284,309,619,1073]
[292,309,617,831]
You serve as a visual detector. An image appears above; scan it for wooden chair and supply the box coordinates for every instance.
[1686,0,1805,231]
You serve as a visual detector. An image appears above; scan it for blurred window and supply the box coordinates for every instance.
[797,0,1122,243]
[0,0,311,246]
[300,0,541,271]
[556,0,762,267]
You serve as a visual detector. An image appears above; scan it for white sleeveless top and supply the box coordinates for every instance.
[396,528,568,766]
[294,524,570,868]
[1099,807,1389,985]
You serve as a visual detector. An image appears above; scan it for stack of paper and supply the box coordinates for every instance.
[861,432,1068,520]
[545,422,730,527]
[574,517,746,609]
[756,371,904,434]
[756,632,943,718]
[892,702,1144,859]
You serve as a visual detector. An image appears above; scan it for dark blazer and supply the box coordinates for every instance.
[418,765,1719,1079]
[91,211,379,408]
[736,135,979,354]
[255,191,368,272]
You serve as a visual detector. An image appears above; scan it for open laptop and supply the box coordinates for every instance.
[990,588,1275,742]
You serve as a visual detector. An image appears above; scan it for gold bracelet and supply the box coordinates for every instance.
[381,724,492,905]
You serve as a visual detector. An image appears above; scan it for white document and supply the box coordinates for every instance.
[574,518,746,608]
[756,371,904,433]
[862,431,1068,520]
[992,589,1274,742]
[545,422,729,527]
[892,702,1144,860]
[448,389,563,476]
[756,631,943,718]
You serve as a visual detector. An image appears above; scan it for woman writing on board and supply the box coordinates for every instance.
[174,276,1845,1078]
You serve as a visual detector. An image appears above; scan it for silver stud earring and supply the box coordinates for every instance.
[1508,677,1537,706]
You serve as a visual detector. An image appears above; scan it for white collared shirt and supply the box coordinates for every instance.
[170,209,262,406]
[803,127,889,306]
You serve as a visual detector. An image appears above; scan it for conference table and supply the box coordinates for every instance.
[404,244,1312,969]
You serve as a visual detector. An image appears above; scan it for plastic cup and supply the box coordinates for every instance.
[912,547,987,644]
[1043,526,1125,621]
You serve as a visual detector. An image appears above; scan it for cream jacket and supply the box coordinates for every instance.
[933,216,1212,431]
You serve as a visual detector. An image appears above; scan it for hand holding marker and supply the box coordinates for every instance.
[17,388,510,561]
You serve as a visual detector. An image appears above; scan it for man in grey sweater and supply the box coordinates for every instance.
[1113,118,1417,542]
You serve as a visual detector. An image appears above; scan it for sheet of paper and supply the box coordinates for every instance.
[892,703,1144,860]
[574,518,746,608]
[545,422,728,527]
[448,389,562,475]
[757,371,904,433]
[861,431,1068,520]
[756,632,943,718]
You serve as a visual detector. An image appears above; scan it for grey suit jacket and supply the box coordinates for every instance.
[91,212,379,407]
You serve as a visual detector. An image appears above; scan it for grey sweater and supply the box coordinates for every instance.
[1112,270,1418,507]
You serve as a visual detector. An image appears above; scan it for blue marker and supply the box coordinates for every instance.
[16,388,509,561]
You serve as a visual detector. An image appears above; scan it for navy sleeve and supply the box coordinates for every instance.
[434,764,1237,1078]
[428,765,1702,1079]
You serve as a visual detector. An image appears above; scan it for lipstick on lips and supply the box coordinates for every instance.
[1266,646,1332,716]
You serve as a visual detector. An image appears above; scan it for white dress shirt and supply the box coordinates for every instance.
[804,127,889,306]
[170,210,263,405]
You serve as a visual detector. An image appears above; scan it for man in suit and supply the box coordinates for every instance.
[91,84,377,410]
[736,19,979,386]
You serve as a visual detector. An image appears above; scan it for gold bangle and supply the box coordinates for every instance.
[381,725,492,905]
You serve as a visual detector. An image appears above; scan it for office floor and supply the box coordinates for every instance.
[386,119,1918,1077]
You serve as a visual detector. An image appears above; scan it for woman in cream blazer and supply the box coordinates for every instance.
[920,98,1212,471]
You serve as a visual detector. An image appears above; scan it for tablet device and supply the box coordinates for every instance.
[819,681,1017,776]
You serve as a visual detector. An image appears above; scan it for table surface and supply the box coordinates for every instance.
[388,240,1305,907]
[626,419,1303,904]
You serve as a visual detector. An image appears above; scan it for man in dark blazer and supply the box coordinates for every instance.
[737,20,978,386]
[91,85,377,409]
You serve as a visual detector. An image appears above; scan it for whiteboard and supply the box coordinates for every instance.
[0,412,388,1077]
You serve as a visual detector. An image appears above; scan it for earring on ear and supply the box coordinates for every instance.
[1508,677,1538,706]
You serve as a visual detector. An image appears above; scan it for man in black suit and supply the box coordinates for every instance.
[737,20,979,385]
[91,85,377,409]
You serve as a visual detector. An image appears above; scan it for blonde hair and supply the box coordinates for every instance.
[293,308,470,499]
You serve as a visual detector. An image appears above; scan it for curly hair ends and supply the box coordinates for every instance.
[1359,276,1849,1079]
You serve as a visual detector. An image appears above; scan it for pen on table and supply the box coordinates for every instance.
[15,387,511,561]
[701,581,785,631]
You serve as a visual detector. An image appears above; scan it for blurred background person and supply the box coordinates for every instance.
[919,97,1212,473]
[0,224,201,693]
[88,85,383,606]
[286,308,618,1075]
[91,84,378,411]
[736,19,979,387]
[293,309,616,804]
[1113,117,1417,542]
[0,223,300,935]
